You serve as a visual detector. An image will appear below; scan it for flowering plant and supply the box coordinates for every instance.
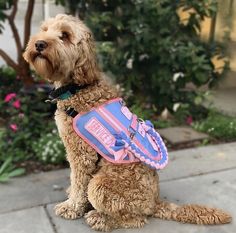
[0,67,65,168]
[32,129,65,164]
[3,92,22,132]
[0,91,60,161]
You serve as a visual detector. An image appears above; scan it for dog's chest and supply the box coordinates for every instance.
[55,110,73,137]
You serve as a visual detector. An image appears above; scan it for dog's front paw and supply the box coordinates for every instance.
[85,210,112,232]
[54,200,85,219]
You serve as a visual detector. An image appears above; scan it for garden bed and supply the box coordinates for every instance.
[15,160,67,174]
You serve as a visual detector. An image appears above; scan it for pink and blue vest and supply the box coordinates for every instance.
[73,98,168,170]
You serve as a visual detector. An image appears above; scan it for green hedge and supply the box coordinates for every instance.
[82,0,226,112]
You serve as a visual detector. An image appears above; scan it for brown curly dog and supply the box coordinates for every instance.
[23,14,231,231]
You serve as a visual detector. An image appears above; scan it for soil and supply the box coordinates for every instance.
[16,160,68,174]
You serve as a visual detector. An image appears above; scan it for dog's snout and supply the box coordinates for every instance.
[35,40,48,52]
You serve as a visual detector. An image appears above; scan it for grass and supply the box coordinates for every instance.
[193,111,236,141]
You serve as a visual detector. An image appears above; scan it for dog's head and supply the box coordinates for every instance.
[23,14,100,85]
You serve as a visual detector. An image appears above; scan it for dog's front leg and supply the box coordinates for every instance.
[54,134,98,220]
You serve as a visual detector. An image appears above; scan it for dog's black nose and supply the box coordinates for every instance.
[35,40,48,52]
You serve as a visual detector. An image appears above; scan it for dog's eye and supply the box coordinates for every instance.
[60,32,69,41]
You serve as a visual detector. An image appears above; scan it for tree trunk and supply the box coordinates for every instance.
[0,0,35,87]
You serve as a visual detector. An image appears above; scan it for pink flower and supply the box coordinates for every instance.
[10,124,18,132]
[4,93,16,102]
[12,99,21,109]
[186,116,193,125]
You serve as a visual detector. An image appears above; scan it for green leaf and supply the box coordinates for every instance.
[0,157,12,175]
[0,173,10,183]
[194,96,202,105]
[8,168,25,178]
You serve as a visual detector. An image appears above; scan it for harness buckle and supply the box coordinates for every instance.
[65,107,78,118]
[45,98,57,104]
[128,126,136,139]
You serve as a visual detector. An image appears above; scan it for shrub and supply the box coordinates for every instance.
[0,93,48,161]
[81,0,225,112]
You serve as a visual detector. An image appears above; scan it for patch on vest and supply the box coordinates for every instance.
[73,98,168,170]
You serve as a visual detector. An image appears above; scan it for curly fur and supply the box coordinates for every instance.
[23,14,232,231]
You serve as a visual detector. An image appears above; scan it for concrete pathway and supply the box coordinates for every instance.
[207,89,236,117]
[0,142,236,233]
[158,126,209,145]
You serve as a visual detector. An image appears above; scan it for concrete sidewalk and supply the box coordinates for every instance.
[0,142,236,233]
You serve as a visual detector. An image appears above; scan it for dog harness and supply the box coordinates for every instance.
[71,98,168,170]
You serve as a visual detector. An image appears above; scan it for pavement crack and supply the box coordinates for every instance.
[0,200,65,215]
[44,205,58,233]
[160,166,236,183]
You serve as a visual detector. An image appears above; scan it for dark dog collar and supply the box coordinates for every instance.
[46,83,89,103]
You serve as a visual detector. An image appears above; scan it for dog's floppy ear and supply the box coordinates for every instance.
[73,32,100,85]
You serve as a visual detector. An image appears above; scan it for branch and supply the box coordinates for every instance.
[24,0,35,48]
[10,0,18,19]
[0,49,19,71]
[5,0,22,60]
